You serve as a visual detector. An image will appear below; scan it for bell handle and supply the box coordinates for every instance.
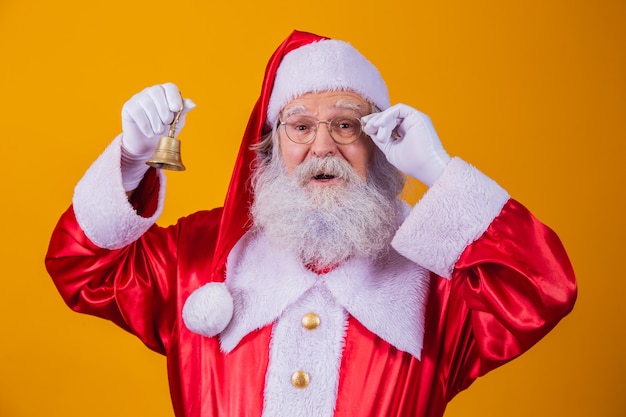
[167,98,185,138]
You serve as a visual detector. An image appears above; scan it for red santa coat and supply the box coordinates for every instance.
[45,137,576,417]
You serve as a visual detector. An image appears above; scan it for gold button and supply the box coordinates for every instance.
[291,370,310,389]
[302,312,320,330]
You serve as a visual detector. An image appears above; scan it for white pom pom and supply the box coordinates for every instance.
[182,282,234,337]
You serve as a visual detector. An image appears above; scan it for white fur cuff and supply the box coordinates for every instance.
[392,158,510,278]
[72,134,166,249]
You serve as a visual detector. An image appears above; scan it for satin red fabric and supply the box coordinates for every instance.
[44,29,576,417]
[45,197,576,417]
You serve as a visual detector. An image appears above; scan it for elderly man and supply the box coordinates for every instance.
[45,30,577,417]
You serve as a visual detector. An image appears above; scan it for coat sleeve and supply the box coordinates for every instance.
[454,198,576,372]
[44,136,220,354]
[392,157,577,398]
[45,204,178,354]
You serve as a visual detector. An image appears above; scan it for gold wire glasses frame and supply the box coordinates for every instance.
[279,115,365,145]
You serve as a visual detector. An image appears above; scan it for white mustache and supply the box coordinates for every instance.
[293,156,360,186]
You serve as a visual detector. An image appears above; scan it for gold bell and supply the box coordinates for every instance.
[146,100,186,171]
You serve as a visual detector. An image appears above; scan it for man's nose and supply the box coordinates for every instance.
[310,122,337,157]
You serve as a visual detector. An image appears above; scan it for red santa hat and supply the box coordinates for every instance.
[183,30,390,337]
[215,30,389,281]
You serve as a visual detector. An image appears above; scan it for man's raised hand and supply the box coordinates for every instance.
[362,104,450,187]
[121,82,195,159]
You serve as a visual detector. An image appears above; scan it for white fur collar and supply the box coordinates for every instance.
[219,231,430,359]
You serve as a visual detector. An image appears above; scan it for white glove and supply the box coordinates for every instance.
[361,104,451,187]
[120,82,196,191]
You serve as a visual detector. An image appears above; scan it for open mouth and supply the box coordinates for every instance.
[313,173,336,181]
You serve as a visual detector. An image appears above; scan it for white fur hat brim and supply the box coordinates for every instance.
[266,39,390,126]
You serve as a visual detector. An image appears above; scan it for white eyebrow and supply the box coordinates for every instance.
[281,100,368,120]
[281,105,307,120]
[334,100,367,114]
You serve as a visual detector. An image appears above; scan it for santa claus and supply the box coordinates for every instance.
[45,30,577,417]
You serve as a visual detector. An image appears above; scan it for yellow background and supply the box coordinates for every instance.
[0,0,624,416]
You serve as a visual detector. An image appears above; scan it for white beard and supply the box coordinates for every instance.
[251,153,404,269]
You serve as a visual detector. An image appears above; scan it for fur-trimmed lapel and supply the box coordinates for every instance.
[220,231,430,359]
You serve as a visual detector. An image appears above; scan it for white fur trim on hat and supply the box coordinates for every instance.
[182,282,234,338]
[267,39,390,126]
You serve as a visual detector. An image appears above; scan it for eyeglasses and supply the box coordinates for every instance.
[279,115,364,145]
